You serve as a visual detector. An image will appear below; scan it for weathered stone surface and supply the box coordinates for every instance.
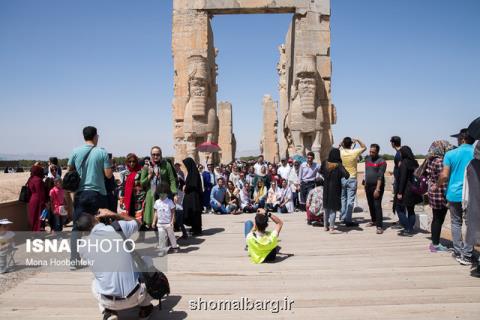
[217,101,236,164]
[261,95,280,164]
[173,0,334,164]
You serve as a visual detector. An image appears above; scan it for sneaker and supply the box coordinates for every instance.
[103,309,118,320]
[168,247,180,254]
[376,228,383,234]
[398,229,413,237]
[471,265,480,278]
[307,220,312,225]
[433,244,449,252]
[429,243,438,253]
[451,252,461,260]
[139,304,154,320]
[456,256,473,266]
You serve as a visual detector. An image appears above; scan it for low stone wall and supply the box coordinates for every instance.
[0,200,29,231]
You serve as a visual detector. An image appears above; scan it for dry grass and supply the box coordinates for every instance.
[0,172,30,203]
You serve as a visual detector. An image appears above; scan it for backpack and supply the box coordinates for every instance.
[411,160,428,196]
[111,221,170,309]
[63,147,94,192]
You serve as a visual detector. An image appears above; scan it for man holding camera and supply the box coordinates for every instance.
[76,209,154,320]
[244,209,283,264]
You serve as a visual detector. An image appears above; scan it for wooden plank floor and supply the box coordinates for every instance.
[1,206,479,319]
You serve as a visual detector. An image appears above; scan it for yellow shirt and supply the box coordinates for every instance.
[340,148,366,178]
[246,230,278,264]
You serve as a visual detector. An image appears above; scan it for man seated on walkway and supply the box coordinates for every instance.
[76,209,154,320]
[210,177,230,214]
[244,209,283,264]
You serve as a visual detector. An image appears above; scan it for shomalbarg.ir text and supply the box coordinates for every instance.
[189,296,295,313]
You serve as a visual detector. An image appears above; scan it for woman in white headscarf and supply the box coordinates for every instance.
[463,141,480,276]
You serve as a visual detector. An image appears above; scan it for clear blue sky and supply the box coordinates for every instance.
[0,0,478,159]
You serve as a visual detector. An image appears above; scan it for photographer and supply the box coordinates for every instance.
[76,209,154,320]
[244,209,283,264]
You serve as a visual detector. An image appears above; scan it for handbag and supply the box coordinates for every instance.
[111,221,170,307]
[59,205,68,216]
[411,160,428,196]
[63,146,94,192]
[19,181,31,203]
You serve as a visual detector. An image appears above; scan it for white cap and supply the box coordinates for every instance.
[0,219,13,225]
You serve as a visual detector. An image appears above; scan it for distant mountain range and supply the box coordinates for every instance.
[0,153,53,161]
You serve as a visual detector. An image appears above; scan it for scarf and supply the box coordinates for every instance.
[427,140,454,159]
[124,155,141,213]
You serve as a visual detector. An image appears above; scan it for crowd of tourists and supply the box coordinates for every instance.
[16,124,479,319]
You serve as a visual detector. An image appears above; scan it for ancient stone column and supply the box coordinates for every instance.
[217,101,236,164]
[261,95,280,164]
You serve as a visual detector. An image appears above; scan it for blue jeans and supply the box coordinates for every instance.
[450,202,474,258]
[324,208,337,228]
[71,190,107,261]
[210,200,228,214]
[244,220,254,238]
[340,178,357,222]
[396,205,416,233]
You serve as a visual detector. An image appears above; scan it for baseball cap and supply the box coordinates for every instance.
[451,128,469,138]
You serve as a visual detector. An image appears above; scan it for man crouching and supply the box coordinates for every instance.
[76,209,153,320]
[244,208,283,264]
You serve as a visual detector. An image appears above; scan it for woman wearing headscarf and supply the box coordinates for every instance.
[463,142,480,274]
[320,148,350,233]
[397,146,423,236]
[121,153,143,218]
[182,157,203,236]
[425,141,454,252]
[27,165,46,231]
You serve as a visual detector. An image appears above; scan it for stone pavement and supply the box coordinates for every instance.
[1,203,479,319]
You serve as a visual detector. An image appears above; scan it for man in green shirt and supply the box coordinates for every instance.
[244,209,283,264]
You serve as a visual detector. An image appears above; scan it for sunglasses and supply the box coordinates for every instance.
[151,153,161,157]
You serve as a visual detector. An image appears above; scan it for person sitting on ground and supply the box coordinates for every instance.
[153,182,180,253]
[265,180,282,212]
[240,182,256,213]
[278,179,294,213]
[306,180,324,226]
[76,209,154,320]
[210,177,229,214]
[253,179,268,209]
[244,209,283,264]
[226,180,240,214]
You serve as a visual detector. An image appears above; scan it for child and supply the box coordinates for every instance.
[153,182,179,254]
[49,178,66,232]
[133,180,146,222]
[0,219,15,273]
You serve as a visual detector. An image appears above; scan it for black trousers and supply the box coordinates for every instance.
[431,206,448,245]
[365,184,384,228]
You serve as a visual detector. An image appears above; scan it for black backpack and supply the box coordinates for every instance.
[63,147,94,192]
[111,221,170,309]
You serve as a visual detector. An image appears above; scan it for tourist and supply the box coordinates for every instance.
[278,158,291,181]
[321,148,349,233]
[67,126,113,267]
[278,179,294,213]
[174,162,185,190]
[390,136,404,227]
[463,141,480,276]
[140,146,177,228]
[48,156,62,177]
[425,140,454,252]
[439,129,475,265]
[121,154,143,218]
[265,180,282,212]
[0,219,15,274]
[287,160,300,209]
[210,177,229,214]
[229,164,241,188]
[253,179,268,209]
[396,146,423,236]
[253,166,270,190]
[47,164,60,179]
[49,177,66,232]
[254,155,267,176]
[299,152,320,210]
[245,166,256,192]
[339,137,366,227]
[202,163,215,211]
[236,171,247,190]
[76,210,154,320]
[240,182,256,213]
[226,180,240,214]
[364,144,387,234]
[306,180,324,226]
[244,210,283,264]
[182,157,203,236]
[104,153,117,213]
[153,182,180,253]
[27,165,46,231]
[268,166,283,186]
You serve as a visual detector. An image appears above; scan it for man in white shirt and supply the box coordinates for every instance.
[277,158,291,181]
[254,155,267,176]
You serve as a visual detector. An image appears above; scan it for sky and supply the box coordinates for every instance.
[0,0,479,160]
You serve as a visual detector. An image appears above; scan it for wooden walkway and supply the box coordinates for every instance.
[1,207,479,319]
